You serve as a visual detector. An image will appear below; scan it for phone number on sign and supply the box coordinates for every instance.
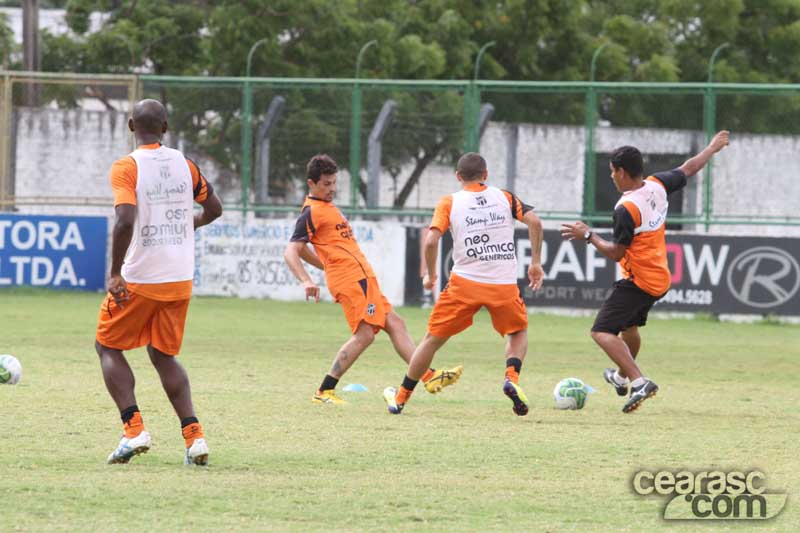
[660,288,713,305]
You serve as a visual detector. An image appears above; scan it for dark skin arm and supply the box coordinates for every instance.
[108,204,136,307]
[194,191,223,229]
[560,221,628,262]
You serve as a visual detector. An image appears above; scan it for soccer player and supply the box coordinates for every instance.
[560,130,730,413]
[284,154,463,404]
[95,99,222,464]
[383,152,544,415]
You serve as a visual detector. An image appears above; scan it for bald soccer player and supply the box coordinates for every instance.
[96,99,222,465]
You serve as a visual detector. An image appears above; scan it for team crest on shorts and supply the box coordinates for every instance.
[366,303,376,316]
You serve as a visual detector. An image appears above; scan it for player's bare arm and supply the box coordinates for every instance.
[284,241,320,302]
[678,130,730,177]
[299,244,324,270]
[194,192,223,229]
[522,211,544,290]
[560,221,628,262]
[422,228,442,290]
[108,203,136,307]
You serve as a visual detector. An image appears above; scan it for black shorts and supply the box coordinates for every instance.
[591,279,663,335]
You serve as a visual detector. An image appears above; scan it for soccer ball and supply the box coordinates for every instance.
[0,354,22,385]
[553,377,587,410]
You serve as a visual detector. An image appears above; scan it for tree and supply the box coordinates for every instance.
[29,0,800,205]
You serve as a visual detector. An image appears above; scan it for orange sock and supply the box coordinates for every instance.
[123,411,144,438]
[421,368,435,382]
[182,422,204,448]
[505,368,520,384]
[396,386,414,405]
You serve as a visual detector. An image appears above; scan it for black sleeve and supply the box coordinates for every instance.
[187,158,215,199]
[502,189,534,221]
[290,206,314,243]
[650,168,687,195]
[612,205,636,246]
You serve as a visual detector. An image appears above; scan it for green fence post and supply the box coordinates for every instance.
[583,43,608,217]
[462,82,474,153]
[349,40,377,208]
[467,41,495,152]
[703,43,730,232]
[242,38,270,215]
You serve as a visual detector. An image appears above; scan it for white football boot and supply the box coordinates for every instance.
[106,431,152,464]
[184,438,209,466]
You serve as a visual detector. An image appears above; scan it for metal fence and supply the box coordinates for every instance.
[2,70,800,228]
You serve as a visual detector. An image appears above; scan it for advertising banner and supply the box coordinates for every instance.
[0,214,107,290]
[194,218,407,305]
[440,230,800,315]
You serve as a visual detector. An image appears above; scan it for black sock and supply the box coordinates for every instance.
[120,405,139,424]
[319,374,339,392]
[401,375,419,391]
[506,357,522,373]
[181,416,199,428]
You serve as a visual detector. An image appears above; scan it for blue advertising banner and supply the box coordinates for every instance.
[0,214,107,290]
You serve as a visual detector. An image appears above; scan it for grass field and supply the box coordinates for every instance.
[1,289,798,531]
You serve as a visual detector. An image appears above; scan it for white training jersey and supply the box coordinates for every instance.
[448,185,519,284]
[122,146,195,283]
[614,178,668,234]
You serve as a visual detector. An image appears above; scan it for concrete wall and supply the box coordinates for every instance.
[9,107,800,237]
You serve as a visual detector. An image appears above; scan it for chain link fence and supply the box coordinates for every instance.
[2,71,799,230]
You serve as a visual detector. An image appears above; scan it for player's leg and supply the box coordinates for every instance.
[384,284,475,414]
[384,332,450,413]
[95,292,153,463]
[488,295,531,415]
[592,283,644,381]
[383,310,415,363]
[620,326,641,360]
[384,310,462,394]
[96,340,137,412]
[313,320,376,404]
[149,298,207,465]
[593,281,659,412]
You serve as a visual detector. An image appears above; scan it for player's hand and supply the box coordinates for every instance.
[560,221,589,241]
[422,273,436,291]
[710,130,730,152]
[528,263,544,291]
[107,274,129,308]
[303,280,320,302]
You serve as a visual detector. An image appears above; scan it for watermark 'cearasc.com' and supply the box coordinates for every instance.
[632,469,787,520]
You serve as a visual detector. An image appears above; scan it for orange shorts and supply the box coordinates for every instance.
[428,273,527,338]
[332,277,393,334]
[95,291,190,356]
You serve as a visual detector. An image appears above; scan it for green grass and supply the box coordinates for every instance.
[1,289,798,531]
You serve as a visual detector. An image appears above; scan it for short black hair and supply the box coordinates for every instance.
[306,154,338,183]
[456,152,487,181]
[610,146,643,178]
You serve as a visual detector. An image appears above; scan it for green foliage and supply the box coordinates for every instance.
[0,12,14,68]
[25,0,800,204]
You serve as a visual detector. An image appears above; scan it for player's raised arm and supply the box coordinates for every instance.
[284,241,320,302]
[422,228,442,290]
[678,130,730,177]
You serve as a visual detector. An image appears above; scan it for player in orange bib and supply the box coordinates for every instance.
[95,99,222,465]
[383,152,544,415]
[284,154,464,405]
[561,130,729,413]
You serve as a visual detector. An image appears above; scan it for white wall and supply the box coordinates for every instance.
[11,108,800,237]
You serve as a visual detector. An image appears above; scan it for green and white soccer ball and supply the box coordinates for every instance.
[0,354,22,385]
[553,377,587,410]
